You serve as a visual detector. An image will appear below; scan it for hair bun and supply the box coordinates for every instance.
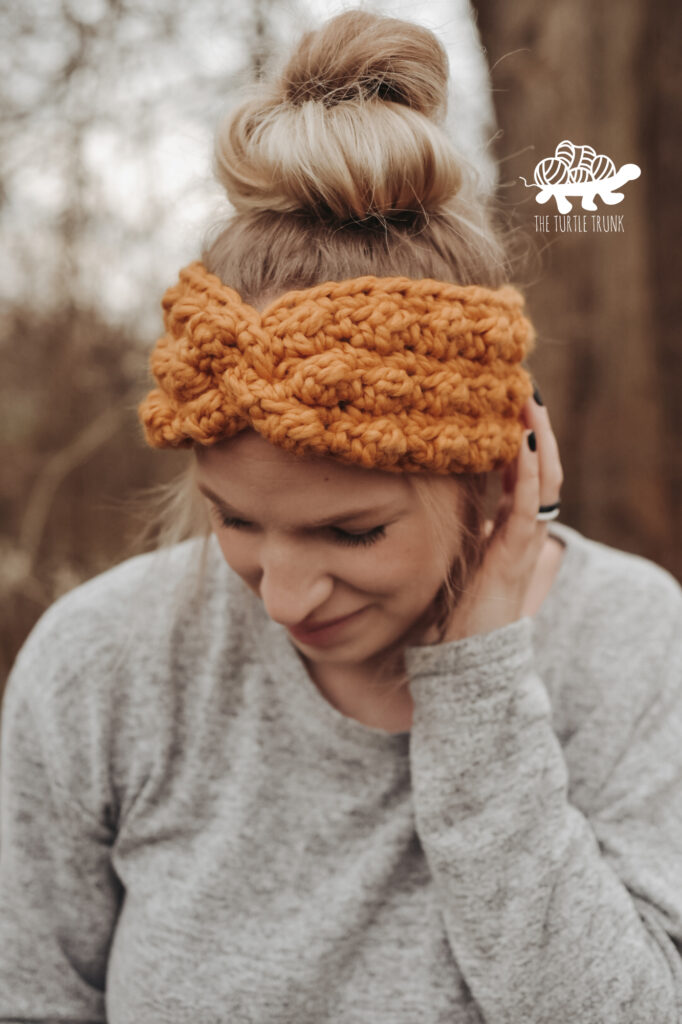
[282,9,447,116]
[214,9,464,223]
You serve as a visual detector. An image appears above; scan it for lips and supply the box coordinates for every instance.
[287,605,367,645]
[295,610,359,632]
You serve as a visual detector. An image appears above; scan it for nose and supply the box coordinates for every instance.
[257,544,333,627]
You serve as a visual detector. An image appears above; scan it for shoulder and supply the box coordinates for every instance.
[5,533,252,710]
[2,535,254,825]
[543,522,682,748]
[551,520,681,631]
[544,525,682,812]
[9,538,200,678]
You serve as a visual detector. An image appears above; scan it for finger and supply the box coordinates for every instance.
[489,490,512,541]
[505,425,546,551]
[490,453,517,538]
[524,396,563,507]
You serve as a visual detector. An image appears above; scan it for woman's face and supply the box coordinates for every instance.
[194,429,463,673]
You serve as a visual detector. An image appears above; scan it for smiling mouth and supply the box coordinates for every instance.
[296,610,360,631]
[288,606,368,643]
[296,610,358,626]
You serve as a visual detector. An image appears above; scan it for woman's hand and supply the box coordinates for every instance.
[416,392,564,646]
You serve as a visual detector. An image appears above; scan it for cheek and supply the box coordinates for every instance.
[380,523,457,609]
[359,533,443,604]
[341,530,441,591]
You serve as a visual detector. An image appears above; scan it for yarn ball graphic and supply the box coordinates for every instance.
[592,154,616,179]
[568,166,592,184]
[534,157,570,186]
[555,140,575,164]
[532,141,618,187]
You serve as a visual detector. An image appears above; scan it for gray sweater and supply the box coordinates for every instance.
[1,519,681,1023]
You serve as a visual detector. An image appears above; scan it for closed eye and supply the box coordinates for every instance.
[209,509,387,548]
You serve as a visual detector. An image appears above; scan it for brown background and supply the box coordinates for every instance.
[473,0,680,570]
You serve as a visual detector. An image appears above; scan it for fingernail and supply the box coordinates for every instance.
[532,383,544,406]
[527,430,536,452]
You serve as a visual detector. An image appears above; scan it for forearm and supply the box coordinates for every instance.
[405,617,682,1024]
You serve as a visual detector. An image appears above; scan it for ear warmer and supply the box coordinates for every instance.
[138,261,536,475]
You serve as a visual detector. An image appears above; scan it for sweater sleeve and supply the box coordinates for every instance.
[0,606,123,1021]
[404,587,682,1024]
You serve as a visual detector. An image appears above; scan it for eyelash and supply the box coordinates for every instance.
[210,509,387,548]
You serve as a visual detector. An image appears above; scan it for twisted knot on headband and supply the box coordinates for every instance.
[138,261,537,475]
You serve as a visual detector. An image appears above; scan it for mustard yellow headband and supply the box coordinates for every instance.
[137,261,536,475]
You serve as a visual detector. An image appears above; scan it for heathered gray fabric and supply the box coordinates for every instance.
[1,519,681,1023]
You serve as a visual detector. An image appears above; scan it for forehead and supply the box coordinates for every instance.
[194,430,410,504]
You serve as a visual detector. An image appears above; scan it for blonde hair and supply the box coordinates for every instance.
[129,7,523,664]
[204,8,513,298]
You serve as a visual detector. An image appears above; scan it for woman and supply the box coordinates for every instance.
[1,9,680,1023]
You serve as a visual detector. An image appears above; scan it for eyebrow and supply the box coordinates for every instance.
[197,483,400,528]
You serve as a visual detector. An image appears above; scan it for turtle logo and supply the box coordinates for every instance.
[520,140,640,214]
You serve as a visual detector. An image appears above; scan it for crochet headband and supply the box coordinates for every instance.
[137,261,537,475]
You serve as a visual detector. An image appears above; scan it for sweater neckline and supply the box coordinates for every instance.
[240,519,583,752]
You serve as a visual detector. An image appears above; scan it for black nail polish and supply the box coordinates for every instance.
[527,430,536,452]
[532,384,544,406]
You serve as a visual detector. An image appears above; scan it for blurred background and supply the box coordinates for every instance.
[1,0,679,689]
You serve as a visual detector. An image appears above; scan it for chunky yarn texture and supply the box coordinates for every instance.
[138,261,537,475]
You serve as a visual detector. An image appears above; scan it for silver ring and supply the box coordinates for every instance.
[536,502,560,521]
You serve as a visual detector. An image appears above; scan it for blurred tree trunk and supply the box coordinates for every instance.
[472,0,680,580]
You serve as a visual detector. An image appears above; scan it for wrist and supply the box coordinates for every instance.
[404,614,534,688]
